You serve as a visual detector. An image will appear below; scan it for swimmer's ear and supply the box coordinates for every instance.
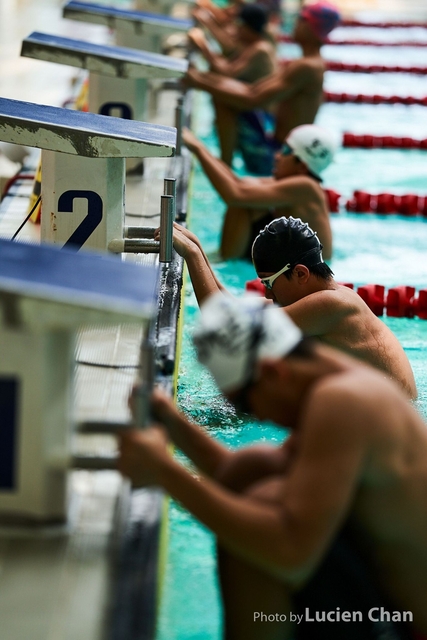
[293,264,310,284]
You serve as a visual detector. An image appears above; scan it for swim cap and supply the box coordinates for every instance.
[193,292,302,393]
[300,2,341,40]
[286,124,337,179]
[252,216,323,273]
[239,4,269,34]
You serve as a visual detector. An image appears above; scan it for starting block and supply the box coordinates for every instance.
[0,96,176,251]
[62,1,193,52]
[0,238,158,523]
[21,32,187,123]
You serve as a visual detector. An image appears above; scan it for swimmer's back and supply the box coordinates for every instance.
[236,40,277,83]
[286,284,417,399]
[312,367,427,629]
[275,56,326,141]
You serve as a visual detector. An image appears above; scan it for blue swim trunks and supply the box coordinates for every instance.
[293,527,414,640]
[237,110,281,175]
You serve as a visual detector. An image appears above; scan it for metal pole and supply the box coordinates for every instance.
[159,195,173,263]
[175,96,184,156]
[164,177,176,221]
[108,238,159,253]
[124,226,156,239]
[133,337,155,429]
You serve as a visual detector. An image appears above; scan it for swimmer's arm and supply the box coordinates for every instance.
[185,60,308,110]
[284,290,353,337]
[205,25,238,57]
[155,223,226,306]
[193,8,238,55]
[208,46,270,78]
[119,389,367,583]
[182,128,285,207]
[183,129,250,203]
[180,231,227,305]
[150,387,231,477]
[224,175,308,208]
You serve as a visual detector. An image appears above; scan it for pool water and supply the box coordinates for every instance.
[157,42,427,640]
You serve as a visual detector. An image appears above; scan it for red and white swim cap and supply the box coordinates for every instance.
[300,2,341,40]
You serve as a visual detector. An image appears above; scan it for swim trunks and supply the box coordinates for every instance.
[293,528,415,640]
[237,110,281,175]
[242,210,276,261]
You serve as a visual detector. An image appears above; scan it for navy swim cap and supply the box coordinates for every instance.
[252,216,324,273]
[239,4,269,33]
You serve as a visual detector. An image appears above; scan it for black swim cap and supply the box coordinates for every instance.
[252,216,324,273]
[239,4,269,33]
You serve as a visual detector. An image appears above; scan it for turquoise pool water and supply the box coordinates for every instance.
[157,45,427,640]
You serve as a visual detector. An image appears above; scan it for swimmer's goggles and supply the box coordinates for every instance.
[281,142,293,156]
[259,246,324,290]
[281,142,322,182]
[260,263,291,290]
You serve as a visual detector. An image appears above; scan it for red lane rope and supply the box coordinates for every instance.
[340,19,427,28]
[325,91,427,105]
[278,34,427,47]
[325,61,427,74]
[343,133,427,149]
[323,189,427,216]
[245,279,427,319]
[346,191,427,215]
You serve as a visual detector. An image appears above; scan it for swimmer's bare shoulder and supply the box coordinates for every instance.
[308,363,427,499]
[284,287,361,335]
[301,363,407,446]
[245,41,277,75]
[280,56,325,84]
[275,174,327,201]
[256,38,277,58]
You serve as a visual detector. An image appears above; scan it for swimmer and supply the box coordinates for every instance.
[185,2,341,175]
[119,293,427,639]
[192,0,282,38]
[157,218,417,399]
[189,4,277,166]
[182,123,336,260]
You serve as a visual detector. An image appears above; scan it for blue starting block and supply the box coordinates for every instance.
[21,32,187,129]
[0,96,176,251]
[21,32,187,170]
[0,238,158,523]
[63,1,193,52]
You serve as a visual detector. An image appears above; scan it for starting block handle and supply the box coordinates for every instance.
[164,177,176,219]
[133,337,156,429]
[159,195,174,263]
[175,96,184,156]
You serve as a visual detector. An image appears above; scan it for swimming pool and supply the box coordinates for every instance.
[157,40,427,640]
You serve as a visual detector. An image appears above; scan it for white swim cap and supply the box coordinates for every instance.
[193,293,302,393]
[285,124,338,178]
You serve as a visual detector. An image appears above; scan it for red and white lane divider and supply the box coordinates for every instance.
[342,134,427,149]
[278,34,427,47]
[345,191,427,215]
[324,189,427,216]
[325,91,427,105]
[340,19,427,29]
[325,61,427,75]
